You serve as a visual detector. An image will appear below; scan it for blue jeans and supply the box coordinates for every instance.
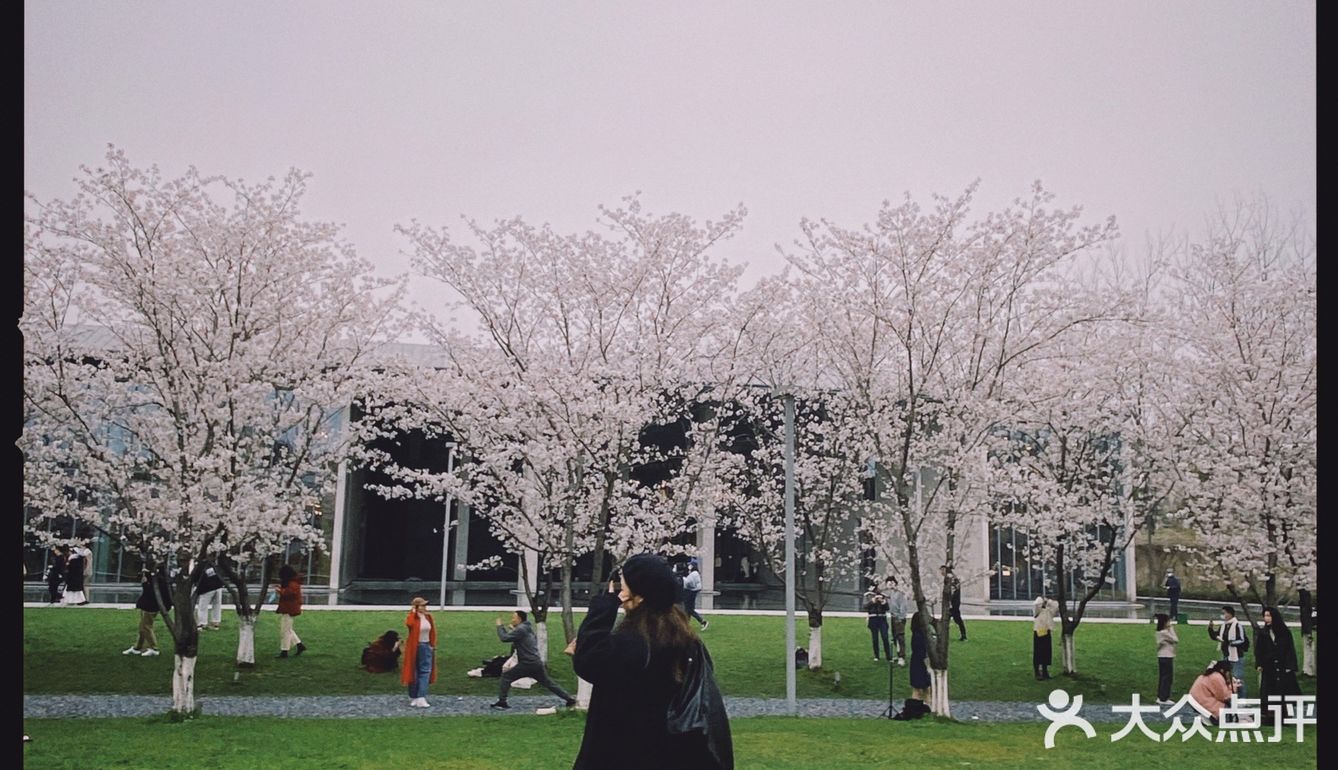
[408,643,433,699]
[684,591,705,625]
[1227,656,1247,699]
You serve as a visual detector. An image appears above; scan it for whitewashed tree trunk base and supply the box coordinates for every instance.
[807,625,822,670]
[1062,634,1076,674]
[930,668,950,717]
[1303,634,1315,676]
[535,622,548,665]
[236,616,256,667]
[576,677,593,710]
[172,655,197,714]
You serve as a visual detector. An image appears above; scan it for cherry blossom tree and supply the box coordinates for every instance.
[22,148,402,712]
[358,197,758,660]
[718,387,874,670]
[987,263,1182,674]
[782,182,1120,715]
[1166,199,1316,654]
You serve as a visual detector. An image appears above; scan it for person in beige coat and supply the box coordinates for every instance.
[1033,595,1057,680]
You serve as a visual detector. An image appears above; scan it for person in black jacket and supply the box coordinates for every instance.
[864,591,892,661]
[1255,606,1302,724]
[44,546,66,605]
[571,553,732,770]
[123,568,172,657]
[942,566,966,642]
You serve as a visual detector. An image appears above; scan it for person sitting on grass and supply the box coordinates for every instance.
[361,630,402,673]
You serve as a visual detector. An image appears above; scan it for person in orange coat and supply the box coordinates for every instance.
[402,597,438,708]
[274,564,306,658]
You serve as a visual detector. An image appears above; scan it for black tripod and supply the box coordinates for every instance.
[878,653,900,719]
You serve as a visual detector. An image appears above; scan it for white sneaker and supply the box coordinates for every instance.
[896,657,905,666]
[122,647,141,656]
[419,699,431,708]
[141,648,161,657]
[1157,699,1175,706]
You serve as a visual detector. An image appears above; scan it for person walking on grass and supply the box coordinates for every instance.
[44,545,65,605]
[273,564,306,658]
[682,559,709,630]
[123,567,172,657]
[61,542,90,606]
[402,597,437,707]
[491,610,577,710]
[1154,613,1178,706]
[942,566,967,642]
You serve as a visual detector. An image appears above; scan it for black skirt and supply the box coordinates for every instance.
[1033,632,1052,666]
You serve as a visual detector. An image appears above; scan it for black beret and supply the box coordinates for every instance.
[620,553,679,610]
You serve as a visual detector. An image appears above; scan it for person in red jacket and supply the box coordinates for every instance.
[402,597,437,708]
[273,564,306,658]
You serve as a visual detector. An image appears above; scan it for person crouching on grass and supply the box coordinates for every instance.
[490,610,577,710]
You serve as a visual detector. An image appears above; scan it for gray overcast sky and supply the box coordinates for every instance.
[25,1,1315,336]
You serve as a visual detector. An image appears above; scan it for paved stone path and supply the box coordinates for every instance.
[22,693,1071,721]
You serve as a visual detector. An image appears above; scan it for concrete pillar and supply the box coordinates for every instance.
[451,502,471,605]
[697,516,716,610]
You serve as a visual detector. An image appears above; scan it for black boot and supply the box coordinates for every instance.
[277,649,288,659]
[295,642,306,656]
[1042,666,1051,680]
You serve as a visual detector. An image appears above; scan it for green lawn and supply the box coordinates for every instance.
[19,716,1318,769]
[23,608,1317,705]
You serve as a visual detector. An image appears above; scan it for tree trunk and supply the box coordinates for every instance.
[1062,633,1076,675]
[1303,634,1316,676]
[172,654,198,714]
[236,615,256,668]
[560,560,576,644]
[807,624,822,670]
[535,621,549,665]
[576,676,593,710]
[929,668,950,717]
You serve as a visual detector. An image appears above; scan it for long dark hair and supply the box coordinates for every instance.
[1202,659,1232,682]
[1262,606,1289,634]
[617,602,698,683]
[376,630,400,648]
[1155,613,1170,631]
[278,564,300,588]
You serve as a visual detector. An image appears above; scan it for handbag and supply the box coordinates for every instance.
[666,640,734,770]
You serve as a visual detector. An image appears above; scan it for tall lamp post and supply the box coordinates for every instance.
[783,392,797,716]
[438,441,458,609]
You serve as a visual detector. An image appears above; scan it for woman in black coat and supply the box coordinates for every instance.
[1255,606,1302,721]
[571,553,732,770]
[892,611,933,720]
[44,546,66,604]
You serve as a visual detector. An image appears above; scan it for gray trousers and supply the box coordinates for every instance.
[499,661,573,702]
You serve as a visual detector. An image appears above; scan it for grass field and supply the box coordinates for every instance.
[23,608,1317,704]
[18,715,1318,769]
